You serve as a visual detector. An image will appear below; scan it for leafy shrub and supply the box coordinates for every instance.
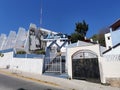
[16,51,26,54]
[34,49,45,54]
[0,53,4,57]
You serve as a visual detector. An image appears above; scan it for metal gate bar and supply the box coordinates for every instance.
[44,56,63,73]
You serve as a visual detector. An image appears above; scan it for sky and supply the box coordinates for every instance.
[0,0,120,38]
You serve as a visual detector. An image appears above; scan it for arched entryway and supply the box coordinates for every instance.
[72,50,100,82]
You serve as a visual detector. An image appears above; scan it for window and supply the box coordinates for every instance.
[108,37,110,40]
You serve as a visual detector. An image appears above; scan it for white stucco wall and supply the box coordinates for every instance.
[11,58,43,74]
[100,57,120,83]
[105,29,120,50]
[104,45,120,55]
[111,29,120,46]
[105,33,112,49]
[0,51,44,74]
[0,51,13,68]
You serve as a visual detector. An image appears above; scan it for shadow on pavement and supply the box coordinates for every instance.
[17,88,27,90]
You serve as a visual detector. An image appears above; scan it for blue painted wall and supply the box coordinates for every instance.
[111,29,120,46]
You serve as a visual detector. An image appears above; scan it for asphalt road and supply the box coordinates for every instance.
[0,73,63,90]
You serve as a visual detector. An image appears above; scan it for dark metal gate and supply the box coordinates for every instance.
[72,50,100,82]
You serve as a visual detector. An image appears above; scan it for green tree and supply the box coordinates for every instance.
[71,32,81,43]
[71,20,88,43]
[91,34,98,42]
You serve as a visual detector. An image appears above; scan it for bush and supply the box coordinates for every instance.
[34,49,45,54]
[0,53,4,57]
[16,51,26,54]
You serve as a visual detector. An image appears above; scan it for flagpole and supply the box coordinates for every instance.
[40,0,42,28]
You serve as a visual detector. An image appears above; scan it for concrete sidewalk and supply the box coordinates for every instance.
[0,68,119,90]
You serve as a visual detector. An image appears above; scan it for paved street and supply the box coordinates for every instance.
[0,73,63,90]
[0,68,120,90]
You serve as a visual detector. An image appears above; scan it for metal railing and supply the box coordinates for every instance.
[43,56,65,74]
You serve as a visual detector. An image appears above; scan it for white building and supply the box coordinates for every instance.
[0,21,120,85]
[0,23,70,75]
[0,34,7,50]
[104,19,120,55]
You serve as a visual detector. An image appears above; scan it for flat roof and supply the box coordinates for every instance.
[110,19,120,30]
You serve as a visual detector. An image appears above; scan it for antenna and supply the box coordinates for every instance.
[40,0,42,28]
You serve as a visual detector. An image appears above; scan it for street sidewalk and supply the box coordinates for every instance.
[0,68,119,90]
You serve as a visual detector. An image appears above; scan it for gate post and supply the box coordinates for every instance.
[60,55,62,74]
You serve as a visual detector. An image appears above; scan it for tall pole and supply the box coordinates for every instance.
[40,0,42,28]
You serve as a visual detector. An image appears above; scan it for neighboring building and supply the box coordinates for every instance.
[104,19,120,55]
[2,31,17,50]
[0,23,69,54]
[0,34,7,50]
[105,19,120,49]
[0,23,70,74]
[0,28,28,52]
[29,23,58,51]
[28,23,69,55]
